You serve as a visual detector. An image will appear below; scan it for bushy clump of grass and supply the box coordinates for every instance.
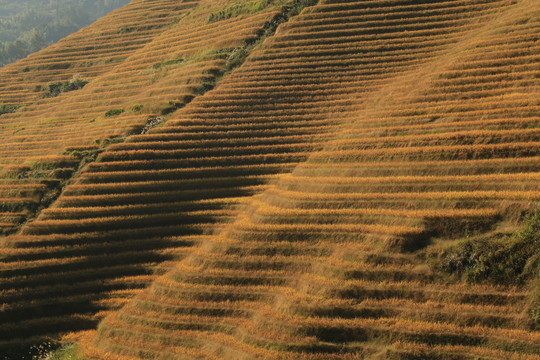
[105,108,124,117]
[433,209,539,285]
[41,343,81,360]
[195,80,215,94]
[161,101,184,115]
[225,48,249,72]
[0,102,21,115]
[43,77,88,98]
[131,104,144,112]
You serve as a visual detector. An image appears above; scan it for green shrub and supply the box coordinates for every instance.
[43,343,81,360]
[226,48,248,72]
[43,77,88,98]
[0,102,21,115]
[433,209,540,285]
[131,104,144,112]
[104,108,124,117]
[161,101,183,115]
[195,80,215,95]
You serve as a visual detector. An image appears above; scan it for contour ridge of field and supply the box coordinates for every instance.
[1,0,539,359]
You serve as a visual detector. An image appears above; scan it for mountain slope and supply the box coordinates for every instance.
[0,0,539,359]
[0,0,314,356]
[79,0,539,358]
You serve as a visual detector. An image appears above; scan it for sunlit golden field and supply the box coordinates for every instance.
[0,0,539,359]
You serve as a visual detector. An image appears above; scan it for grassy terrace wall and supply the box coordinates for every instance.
[0,0,539,359]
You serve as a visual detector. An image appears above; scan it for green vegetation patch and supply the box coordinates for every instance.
[104,108,124,117]
[195,80,216,95]
[153,57,184,70]
[0,102,21,115]
[208,0,274,23]
[118,24,163,34]
[161,100,186,115]
[169,10,192,28]
[131,104,144,112]
[43,343,81,360]
[432,209,539,285]
[430,209,540,328]
[42,77,89,98]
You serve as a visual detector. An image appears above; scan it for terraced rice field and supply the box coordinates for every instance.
[0,0,289,236]
[0,0,539,359]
